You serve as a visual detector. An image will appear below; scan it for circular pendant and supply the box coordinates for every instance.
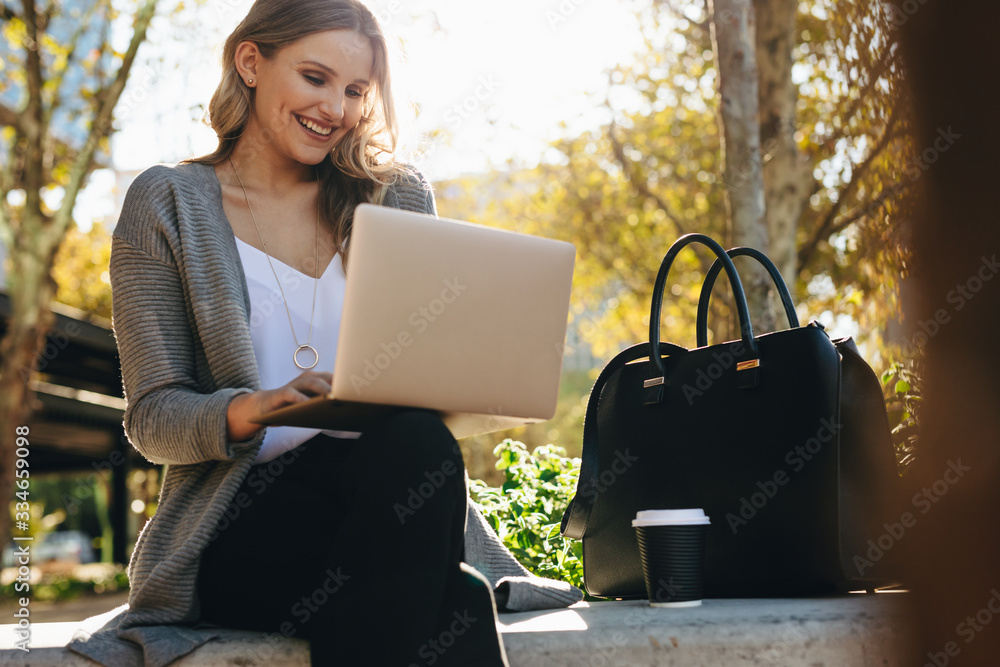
[293,344,319,370]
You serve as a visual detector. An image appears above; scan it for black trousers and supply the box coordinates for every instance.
[197,410,509,666]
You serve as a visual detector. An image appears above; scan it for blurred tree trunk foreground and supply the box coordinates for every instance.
[0,0,158,549]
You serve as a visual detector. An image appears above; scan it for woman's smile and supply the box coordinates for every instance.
[295,113,335,137]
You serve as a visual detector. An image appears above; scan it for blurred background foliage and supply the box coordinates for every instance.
[52,221,113,320]
[434,0,913,368]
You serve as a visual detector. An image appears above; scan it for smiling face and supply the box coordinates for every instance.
[237,29,374,169]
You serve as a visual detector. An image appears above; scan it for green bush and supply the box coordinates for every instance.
[1,563,129,602]
[881,361,922,474]
[469,439,584,590]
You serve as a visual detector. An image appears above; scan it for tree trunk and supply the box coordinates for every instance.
[708,0,776,333]
[756,0,811,302]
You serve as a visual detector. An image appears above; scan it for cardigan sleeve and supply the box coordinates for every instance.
[110,168,261,465]
[386,167,437,216]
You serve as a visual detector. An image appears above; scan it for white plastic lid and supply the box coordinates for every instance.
[632,508,711,527]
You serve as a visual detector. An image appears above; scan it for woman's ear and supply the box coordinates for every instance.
[234,40,261,87]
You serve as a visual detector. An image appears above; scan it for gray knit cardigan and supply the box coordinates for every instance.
[67,162,581,667]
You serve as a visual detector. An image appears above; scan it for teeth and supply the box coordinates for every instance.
[298,116,332,136]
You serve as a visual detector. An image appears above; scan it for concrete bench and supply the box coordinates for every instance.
[0,595,912,666]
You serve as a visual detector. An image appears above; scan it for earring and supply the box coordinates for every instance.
[247,78,254,85]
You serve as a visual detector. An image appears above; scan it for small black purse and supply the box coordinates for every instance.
[561,234,900,597]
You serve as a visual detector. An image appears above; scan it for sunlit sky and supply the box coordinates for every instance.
[76,0,643,226]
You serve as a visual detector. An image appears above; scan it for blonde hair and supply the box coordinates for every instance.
[188,0,411,261]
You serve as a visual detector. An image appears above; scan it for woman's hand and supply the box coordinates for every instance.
[226,371,333,442]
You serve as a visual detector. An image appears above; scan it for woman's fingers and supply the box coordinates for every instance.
[226,372,333,441]
[275,387,310,405]
[290,371,332,397]
[265,372,333,410]
[296,370,333,384]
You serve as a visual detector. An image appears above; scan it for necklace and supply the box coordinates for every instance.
[229,156,321,370]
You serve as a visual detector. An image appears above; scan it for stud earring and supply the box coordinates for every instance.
[247,78,254,85]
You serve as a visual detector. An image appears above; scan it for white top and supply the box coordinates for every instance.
[235,237,361,465]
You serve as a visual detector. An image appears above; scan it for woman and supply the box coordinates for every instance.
[68,1,580,665]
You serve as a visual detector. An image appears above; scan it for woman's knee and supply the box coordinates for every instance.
[366,410,466,492]
[368,410,462,462]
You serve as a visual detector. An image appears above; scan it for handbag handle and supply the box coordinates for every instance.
[695,247,799,348]
[644,234,760,405]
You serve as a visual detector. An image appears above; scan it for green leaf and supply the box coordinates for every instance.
[895,380,911,394]
[470,440,584,588]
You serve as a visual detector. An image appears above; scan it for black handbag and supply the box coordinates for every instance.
[561,234,900,597]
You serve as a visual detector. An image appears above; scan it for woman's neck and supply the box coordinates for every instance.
[227,136,317,196]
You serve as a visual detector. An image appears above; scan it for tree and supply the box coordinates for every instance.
[792,0,912,353]
[708,0,774,331]
[435,0,911,364]
[755,0,809,287]
[0,0,158,548]
[52,221,113,320]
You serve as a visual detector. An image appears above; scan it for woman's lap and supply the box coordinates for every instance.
[197,410,506,666]
[198,433,352,632]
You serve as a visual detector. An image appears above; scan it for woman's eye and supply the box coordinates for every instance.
[304,74,324,86]
[346,89,363,98]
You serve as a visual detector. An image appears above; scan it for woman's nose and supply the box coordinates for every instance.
[320,92,345,122]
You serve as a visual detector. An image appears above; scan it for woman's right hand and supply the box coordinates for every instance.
[226,371,333,442]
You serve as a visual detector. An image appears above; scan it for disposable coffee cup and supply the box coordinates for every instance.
[632,509,710,607]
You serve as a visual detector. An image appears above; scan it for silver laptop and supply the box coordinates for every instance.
[254,203,576,438]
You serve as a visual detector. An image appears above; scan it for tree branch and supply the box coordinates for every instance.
[606,118,723,282]
[0,104,19,129]
[22,0,45,217]
[0,146,12,244]
[823,46,896,149]
[0,113,16,211]
[797,111,901,271]
[658,0,710,32]
[824,179,915,237]
[607,119,689,237]
[54,0,157,233]
[47,0,106,115]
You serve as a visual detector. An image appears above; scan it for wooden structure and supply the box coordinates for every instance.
[1,292,149,563]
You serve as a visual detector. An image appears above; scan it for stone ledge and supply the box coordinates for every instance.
[0,595,913,666]
[500,595,913,666]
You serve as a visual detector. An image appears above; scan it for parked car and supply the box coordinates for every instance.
[2,530,96,568]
